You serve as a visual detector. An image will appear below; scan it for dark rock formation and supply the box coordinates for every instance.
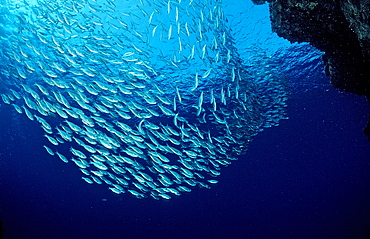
[252,0,370,141]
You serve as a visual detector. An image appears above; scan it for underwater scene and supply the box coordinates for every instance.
[0,0,369,239]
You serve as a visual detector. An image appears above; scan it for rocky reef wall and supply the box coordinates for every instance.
[252,0,370,140]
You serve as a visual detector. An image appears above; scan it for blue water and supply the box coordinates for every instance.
[1,1,370,239]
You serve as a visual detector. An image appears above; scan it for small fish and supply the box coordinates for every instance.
[191,72,199,91]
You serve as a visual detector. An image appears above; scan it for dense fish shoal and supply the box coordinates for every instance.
[0,0,288,199]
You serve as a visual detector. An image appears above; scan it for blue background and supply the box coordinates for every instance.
[1,2,370,239]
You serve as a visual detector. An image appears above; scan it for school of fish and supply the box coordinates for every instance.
[0,0,288,199]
